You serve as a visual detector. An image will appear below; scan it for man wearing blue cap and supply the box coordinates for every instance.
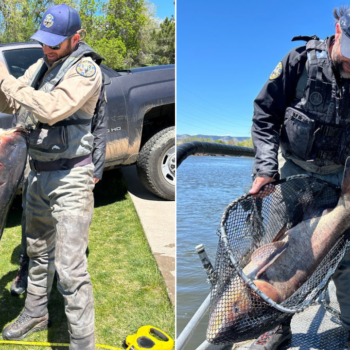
[249,6,350,350]
[0,4,102,349]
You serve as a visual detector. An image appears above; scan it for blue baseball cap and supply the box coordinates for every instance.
[30,4,81,46]
[340,9,350,59]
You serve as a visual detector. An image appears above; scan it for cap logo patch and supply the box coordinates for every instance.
[76,60,96,77]
[43,14,55,28]
[270,62,282,80]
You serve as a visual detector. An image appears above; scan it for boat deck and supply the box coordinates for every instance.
[235,281,347,350]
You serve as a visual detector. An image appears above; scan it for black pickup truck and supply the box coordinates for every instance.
[0,42,175,200]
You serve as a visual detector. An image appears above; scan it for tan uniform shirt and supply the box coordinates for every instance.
[0,55,102,125]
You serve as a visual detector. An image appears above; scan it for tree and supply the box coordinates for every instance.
[79,0,127,70]
[151,16,175,65]
[79,0,103,38]
[79,0,149,69]
[236,138,253,147]
[104,0,147,68]
[133,1,159,66]
[92,37,126,70]
[0,0,39,42]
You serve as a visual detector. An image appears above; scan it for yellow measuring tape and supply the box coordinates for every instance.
[125,326,174,350]
[0,326,174,349]
[0,341,122,349]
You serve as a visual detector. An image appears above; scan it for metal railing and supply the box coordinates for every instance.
[177,141,255,167]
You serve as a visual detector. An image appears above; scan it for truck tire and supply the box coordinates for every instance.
[137,127,175,200]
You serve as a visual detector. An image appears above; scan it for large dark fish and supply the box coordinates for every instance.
[0,127,27,241]
[208,157,350,341]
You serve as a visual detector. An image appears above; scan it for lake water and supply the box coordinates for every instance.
[177,155,254,349]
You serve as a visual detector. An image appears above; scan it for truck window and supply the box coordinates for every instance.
[3,48,43,78]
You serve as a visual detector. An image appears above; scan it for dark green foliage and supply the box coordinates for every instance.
[235,138,253,147]
[151,16,175,65]
[177,136,214,144]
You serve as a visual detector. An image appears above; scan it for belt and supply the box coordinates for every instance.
[29,154,92,172]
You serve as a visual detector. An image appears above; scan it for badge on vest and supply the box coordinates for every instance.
[309,91,323,106]
[76,61,96,77]
[270,62,282,80]
[43,14,54,28]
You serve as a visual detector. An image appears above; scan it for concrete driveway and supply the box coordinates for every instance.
[122,165,175,306]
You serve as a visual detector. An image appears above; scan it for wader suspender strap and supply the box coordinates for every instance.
[326,76,337,123]
[35,56,93,129]
[316,65,324,92]
[18,62,49,130]
[31,63,49,90]
[296,61,308,99]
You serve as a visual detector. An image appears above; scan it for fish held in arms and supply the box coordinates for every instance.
[0,127,27,241]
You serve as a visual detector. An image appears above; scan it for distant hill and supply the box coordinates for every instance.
[177,134,250,143]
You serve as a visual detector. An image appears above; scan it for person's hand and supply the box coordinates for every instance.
[0,61,9,81]
[94,178,99,184]
[249,176,275,196]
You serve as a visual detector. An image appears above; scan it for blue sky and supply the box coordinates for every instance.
[177,1,342,137]
[151,0,175,19]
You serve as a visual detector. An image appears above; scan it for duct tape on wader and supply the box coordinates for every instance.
[125,326,174,350]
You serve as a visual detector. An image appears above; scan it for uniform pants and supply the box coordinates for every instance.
[278,152,350,330]
[24,163,95,349]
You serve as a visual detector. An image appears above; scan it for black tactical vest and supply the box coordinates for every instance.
[280,37,350,171]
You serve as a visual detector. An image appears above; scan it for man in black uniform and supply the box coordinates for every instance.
[249,6,350,350]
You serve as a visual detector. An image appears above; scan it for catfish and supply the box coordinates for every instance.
[0,127,27,241]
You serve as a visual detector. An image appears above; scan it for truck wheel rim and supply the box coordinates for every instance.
[161,146,175,185]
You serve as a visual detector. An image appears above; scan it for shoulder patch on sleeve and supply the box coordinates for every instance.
[269,62,282,80]
[76,60,96,77]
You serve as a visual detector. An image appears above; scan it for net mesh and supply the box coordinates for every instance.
[206,175,350,344]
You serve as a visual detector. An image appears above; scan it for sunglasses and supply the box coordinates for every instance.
[38,34,75,50]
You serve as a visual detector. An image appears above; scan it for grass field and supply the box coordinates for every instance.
[0,169,175,350]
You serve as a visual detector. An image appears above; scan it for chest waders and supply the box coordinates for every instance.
[14,43,103,350]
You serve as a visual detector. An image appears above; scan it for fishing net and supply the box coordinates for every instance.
[207,175,350,344]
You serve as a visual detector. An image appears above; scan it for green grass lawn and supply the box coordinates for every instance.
[0,170,175,350]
